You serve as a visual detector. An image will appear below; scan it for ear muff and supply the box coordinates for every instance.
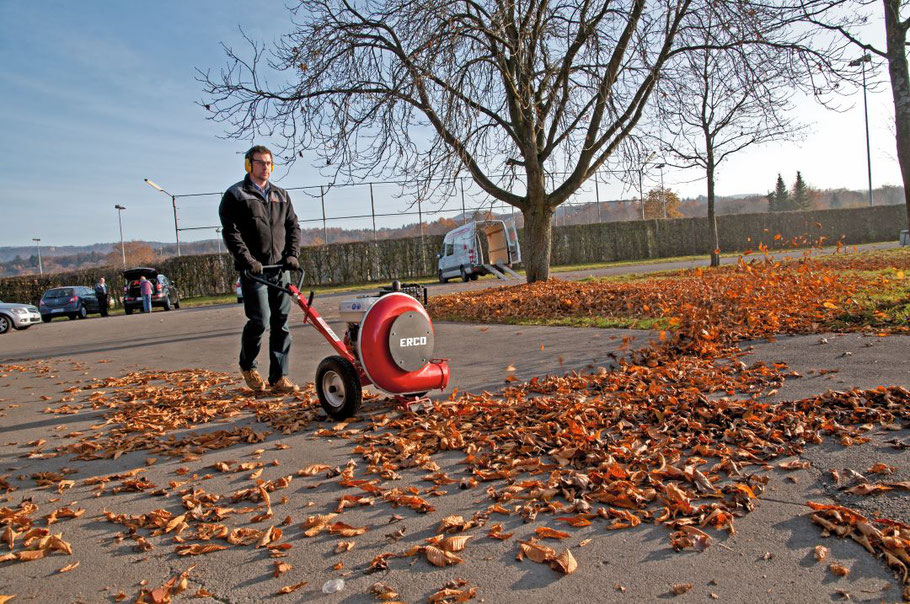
[244,153,274,174]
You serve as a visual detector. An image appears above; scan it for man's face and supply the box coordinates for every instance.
[249,152,272,183]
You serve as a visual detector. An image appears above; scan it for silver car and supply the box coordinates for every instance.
[0,300,42,334]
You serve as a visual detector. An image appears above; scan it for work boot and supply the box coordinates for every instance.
[270,376,300,394]
[241,369,266,392]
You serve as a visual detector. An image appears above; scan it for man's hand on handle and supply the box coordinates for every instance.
[248,260,263,275]
[282,256,300,271]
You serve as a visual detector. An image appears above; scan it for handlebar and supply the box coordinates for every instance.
[242,264,306,294]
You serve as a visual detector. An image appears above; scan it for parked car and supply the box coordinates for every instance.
[122,267,180,314]
[0,300,42,334]
[236,277,243,304]
[39,286,102,322]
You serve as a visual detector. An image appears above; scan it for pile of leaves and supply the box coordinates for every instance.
[0,501,76,565]
[56,370,322,461]
[816,247,910,273]
[342,359,908,534]
[428,254,910,353]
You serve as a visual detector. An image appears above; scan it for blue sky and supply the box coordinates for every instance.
[0,1,903,249]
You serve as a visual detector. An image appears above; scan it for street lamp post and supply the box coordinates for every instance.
[144,179,182,255]
[849,54,873,206]
[215,227,223,254]
[32,238,43,275]
[114,205,127,268]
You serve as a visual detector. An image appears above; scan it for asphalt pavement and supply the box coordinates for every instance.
[0,246,907,603]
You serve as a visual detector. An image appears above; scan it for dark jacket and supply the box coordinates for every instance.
[219,175,301,271]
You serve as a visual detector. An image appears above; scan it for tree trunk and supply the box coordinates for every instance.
[706,160,720,267]
[884,0,910,230]
[522,204,555,283]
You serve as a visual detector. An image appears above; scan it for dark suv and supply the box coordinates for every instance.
[122,267,181,314]
[39,286,102,322]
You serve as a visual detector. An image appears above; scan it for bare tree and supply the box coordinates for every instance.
[199,0,845,282]
[800,0,910,230]
[655,11,803,266]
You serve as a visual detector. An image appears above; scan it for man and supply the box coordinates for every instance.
[219,145,301,394]
[94,277,109,317]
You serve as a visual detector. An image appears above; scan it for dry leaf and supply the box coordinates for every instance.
[551,548,577,574]
[778,460,810,471]
[273,561,292,577]
[441,535,471,553]
[301,513,337,537]
[176,544,228,556]
[370,582,399,601]
[518,541,556,564]
[276,581,307,595]
[866,463,894,475]
[328,522,368,537]
[335,541,355,554]
[672,583,693,595]
[535,527,570,540]
[813,546,828,562]
[425,545,462,567]
[829,563,850,577]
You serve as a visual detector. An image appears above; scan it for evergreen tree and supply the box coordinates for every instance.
[769,174,791,211]
[830,191,841,208]
[792,171,811,210]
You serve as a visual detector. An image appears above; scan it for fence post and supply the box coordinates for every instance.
[320,186,328,244]
[595,174,601,224]
[418,197,426,271]
[369,182,377,239]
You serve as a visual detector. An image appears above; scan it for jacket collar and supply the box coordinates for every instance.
[243,174,272,202]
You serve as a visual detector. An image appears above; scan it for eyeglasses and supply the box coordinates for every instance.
[251,159,273,167]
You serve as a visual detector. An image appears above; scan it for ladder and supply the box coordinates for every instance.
[482,264,509,280]
[483,263,522,280]
[496,263,523,279]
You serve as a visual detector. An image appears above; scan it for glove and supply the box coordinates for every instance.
[282,256,300,271]
[248,260,263,275]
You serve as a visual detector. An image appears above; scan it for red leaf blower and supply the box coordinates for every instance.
[245,266,450,419]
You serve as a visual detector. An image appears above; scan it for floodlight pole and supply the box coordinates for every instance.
[144,179,182,255]
[639,151,657,220]
[654,163,666,218]
[32,238,43,275]
[114,205,127,267]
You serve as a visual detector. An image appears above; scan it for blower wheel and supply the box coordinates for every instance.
[316,355,362,418]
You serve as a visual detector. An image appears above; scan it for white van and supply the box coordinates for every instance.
[437,220,522,282]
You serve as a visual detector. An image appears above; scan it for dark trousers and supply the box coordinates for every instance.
[239,271,292,384]
[97,294,108,316]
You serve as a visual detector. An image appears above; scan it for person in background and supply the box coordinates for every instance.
[139,275,153,313]
[94,277,109,317]
[219,145,302,395]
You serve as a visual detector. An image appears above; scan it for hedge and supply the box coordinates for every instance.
[1,204,905,306]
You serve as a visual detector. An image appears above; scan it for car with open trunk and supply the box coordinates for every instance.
[122,267,181,314]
